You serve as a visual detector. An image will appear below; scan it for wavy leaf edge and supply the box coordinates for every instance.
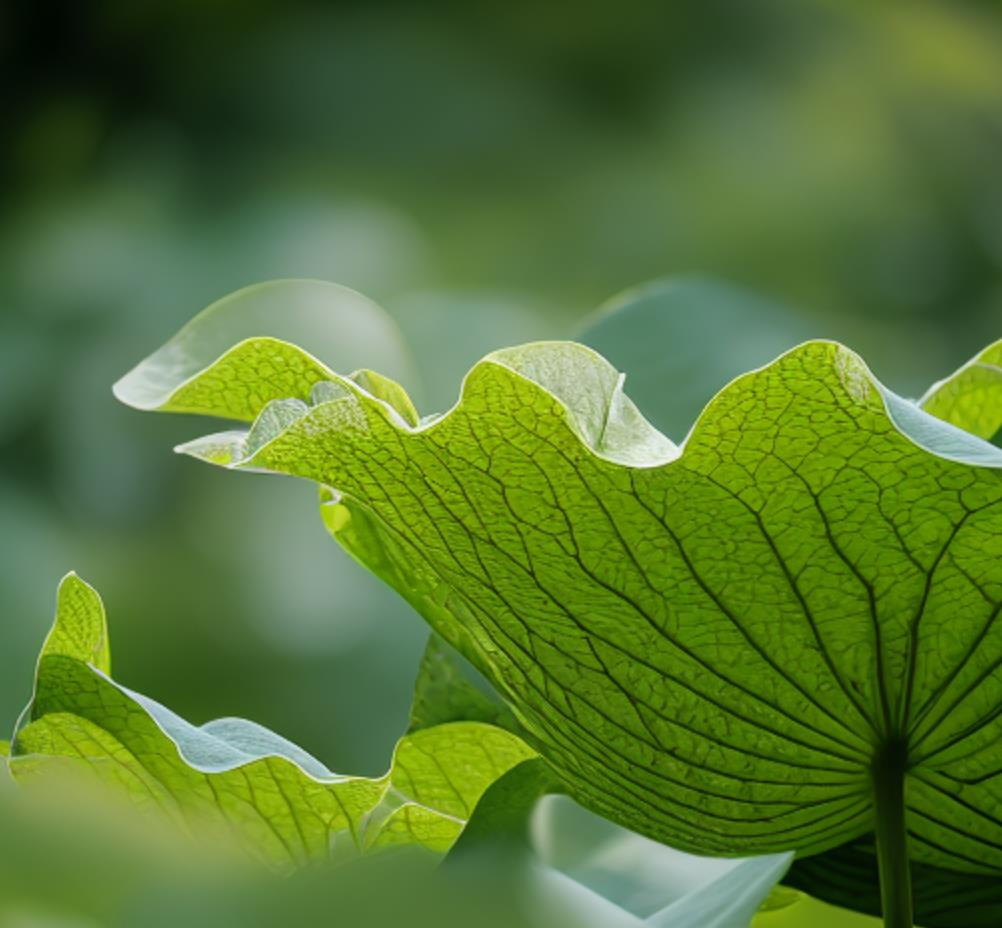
[10,574,538,863]
[154,337,1002,478]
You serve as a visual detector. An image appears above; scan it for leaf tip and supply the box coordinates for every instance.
[173,431,248,467]
[46,572,110,674]
[111,357,169,412]
[56,570,96,598]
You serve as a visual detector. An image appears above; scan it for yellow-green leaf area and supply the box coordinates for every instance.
[11,579,535,868]
[39,573,110,674]
[164,336,1002,877]
[921,338,1002,442]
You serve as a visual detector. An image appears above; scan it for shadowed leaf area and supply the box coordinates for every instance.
[787,838,1002,928]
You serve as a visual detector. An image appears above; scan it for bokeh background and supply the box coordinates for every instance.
[3,0,1002,783]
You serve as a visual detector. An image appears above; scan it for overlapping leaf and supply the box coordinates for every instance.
[121,321,1002,883]
[920,338,1002,442]
[9,574,535,867]
[579,277,814,440]
[111,278,417,421]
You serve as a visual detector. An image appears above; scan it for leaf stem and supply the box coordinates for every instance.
[872,738,913,928]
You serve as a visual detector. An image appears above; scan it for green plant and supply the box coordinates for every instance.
[6,562,802,927]
[11,573,537,863]
[8,279,1002,927]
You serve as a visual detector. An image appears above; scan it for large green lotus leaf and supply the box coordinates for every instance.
[112,278,417,420]
[579,286,1002,922]
[920,339,1002,442]
[780,336,1002,925]
[140,333,1002,876]
[10,574,535,866]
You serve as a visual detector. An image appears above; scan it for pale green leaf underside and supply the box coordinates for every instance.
[136,335,1002,872]
[112,279,417,422]
[920,338,1002,442]
[11,575,535,866]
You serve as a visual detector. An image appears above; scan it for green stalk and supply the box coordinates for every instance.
[872,739,913,928]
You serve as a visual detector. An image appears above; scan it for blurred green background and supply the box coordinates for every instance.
[3,0,1002,785]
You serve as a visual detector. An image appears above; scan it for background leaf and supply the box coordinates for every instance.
[0,768,557,928]
[112,278,416,418]
[11,574,536,865]
[920,338,1002,443]
[524,794,796,928]
[578,278,815,441]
